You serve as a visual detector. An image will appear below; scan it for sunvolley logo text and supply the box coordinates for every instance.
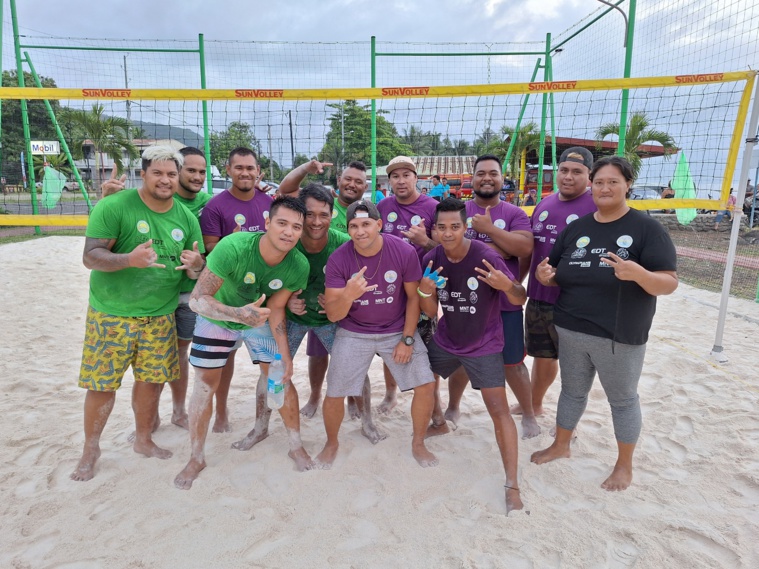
[675,74,724,84]
[235,89,285,98]
[528,81,577,91]
[82,89,132,98]
[381,87,430,96]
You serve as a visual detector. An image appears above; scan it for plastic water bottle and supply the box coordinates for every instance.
[266,354,285,409]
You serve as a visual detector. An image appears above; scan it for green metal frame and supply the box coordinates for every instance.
[24,52,92,209]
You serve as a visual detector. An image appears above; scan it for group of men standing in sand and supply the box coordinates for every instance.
[70,141,609,513]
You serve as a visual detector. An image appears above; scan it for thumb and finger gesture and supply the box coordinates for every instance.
[129,239,165,269]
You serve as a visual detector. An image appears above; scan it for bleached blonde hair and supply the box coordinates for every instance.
[141,145,183,172]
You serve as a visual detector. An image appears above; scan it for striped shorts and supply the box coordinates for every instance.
[189,316,278,369]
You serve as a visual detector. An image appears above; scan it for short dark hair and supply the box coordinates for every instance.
[179,146,206,159]
[269,195,307,221]
[432,175,441,183]
[228,146,258,165]
[434,197,467,224]
[298,182,334,212]
[474,154,503,172]
[589,155,635,184]
[341,161,367,176]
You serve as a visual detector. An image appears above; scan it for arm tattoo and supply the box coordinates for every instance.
[82,237,126,271]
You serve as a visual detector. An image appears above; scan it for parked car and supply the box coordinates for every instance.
[450,181,473,200]
[629,185,663,213]
[63,181,79,192]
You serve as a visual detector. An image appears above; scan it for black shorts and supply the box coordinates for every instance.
[427,337,505,390]
[525,299,558,359]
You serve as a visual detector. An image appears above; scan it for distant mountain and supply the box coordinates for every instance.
[131,120,204,148]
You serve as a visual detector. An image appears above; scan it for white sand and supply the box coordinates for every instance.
[1,236,758,568]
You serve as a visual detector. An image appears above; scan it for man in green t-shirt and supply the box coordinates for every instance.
[72,146,205,482]
[102,145,212,432]
[278,160,368,417]
[175,196,312,490]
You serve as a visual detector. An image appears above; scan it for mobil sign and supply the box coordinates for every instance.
[30,141,61,155]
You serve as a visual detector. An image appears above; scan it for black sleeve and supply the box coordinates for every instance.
[548,228,567,267]
[639,221,677,272]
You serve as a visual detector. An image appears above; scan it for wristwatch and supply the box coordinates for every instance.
[402,335,415,346]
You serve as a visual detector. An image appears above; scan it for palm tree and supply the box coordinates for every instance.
[33,153,72,179]
[595,112,676,178]
[488,122,541,182]
[61,104,139,193]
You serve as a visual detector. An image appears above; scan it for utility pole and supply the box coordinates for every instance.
[288,110,295,169]
[123,55,135,185]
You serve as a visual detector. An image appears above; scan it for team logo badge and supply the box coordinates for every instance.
[566,214,579,224]
[263,211,269,219]
[494,219,506,229]
[410,215,422,226]
[234,214,246,226]
[387,212,398,222]
[386,284,396,295]
[466,217,473,228]
[438,289,449,302]
[469,292,478,303]
[387,296,394,304]
[467,277,479,290]
[576,236,590,248]
[332,210,338,219]
[617,235,633,248]
[171,228,184,241]
[571,248,587,259]
[539,211,549,222]
[136,220,150,234]
[469,306,476,314]
[616,248,630,259]
[244,272,256,284]
[269,279,283,290]
[534,222,544,233]
[384,270,398,283]
[385,223,394,232]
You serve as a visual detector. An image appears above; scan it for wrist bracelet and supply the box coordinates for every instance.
[417,287,433,298]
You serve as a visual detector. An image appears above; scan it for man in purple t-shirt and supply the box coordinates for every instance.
[517,147,597,417]
[376,156,442,421]
[318,200,438,470]
[420,197,526,514]
[448,154,539,439]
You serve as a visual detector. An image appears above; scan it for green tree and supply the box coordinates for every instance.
[318,100,412,172]
[1,70,67,179]
[33,153,72,179]
[209,121,261,176]
[60,104,138,193]
[487,122,541,181]
[473,127,498,156]
[595,112,676,178]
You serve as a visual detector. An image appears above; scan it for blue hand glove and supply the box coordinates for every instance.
[423,266,446,288]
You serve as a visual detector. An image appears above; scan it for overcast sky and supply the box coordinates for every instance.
[11,0,590,44]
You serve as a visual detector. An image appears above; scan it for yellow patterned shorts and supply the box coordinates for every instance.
[78,306,179,391]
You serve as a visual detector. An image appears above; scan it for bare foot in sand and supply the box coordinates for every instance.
[530,441,571,465]
[133,439,172,459]
[347,396,361,420]
[505,486,524,514]
[425,420,451,438]
[212,414,231,433]
[288,448,315,471]
[70,445,101,482]
[361,422,388,445]
[171,411,189,430]
[601,463,633,491]
[231,428,269,451]
[300,398,320,418]
[412,442,438,468]
[174,459,206,490]
[510,403,544,416]
[127,414,161,443]
[377,392,397,415]
[444,407,460,429]
[549,426,578,440]
[314,442,339,470]
[521,415,541,439]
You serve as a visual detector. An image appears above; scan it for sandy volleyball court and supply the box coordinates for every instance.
[1,236,757,568]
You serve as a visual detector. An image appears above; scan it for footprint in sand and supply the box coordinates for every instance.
[674,525,741,567]
[335,519,379,551]
[607,540,640,568]
[244,534,292,561]
[673,415,694,436]
[658,436,688,461]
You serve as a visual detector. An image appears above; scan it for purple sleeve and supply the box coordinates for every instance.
[199,199,223,237]
[402,246,423,282]
[325,250,348,289]
[508,206,532,232]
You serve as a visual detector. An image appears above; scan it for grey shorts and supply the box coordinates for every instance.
[326,328,434,397]
[427,337,505,390]
[175,293,197,341]
[287,319,337,356]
